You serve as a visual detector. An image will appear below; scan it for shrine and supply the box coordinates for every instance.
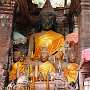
[0,0,90,90]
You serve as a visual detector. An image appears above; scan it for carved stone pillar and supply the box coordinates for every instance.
[0,1,15,89]
[73,16,80,64]
[79,0,90,90]
[74,16,79,32]
[80,0,90,51]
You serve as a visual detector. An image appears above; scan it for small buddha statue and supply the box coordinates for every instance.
[9,50,25,82]
[39,47,55,80]
[64,54,79,86]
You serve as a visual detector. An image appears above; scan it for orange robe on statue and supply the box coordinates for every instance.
[33,30,64,59]
[64,63,79,83]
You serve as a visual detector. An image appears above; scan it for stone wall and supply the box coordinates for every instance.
[80,0,90,52]
[79,0,90,90]
[0,1,15,89]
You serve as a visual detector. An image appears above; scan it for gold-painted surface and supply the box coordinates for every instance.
[34,30,64,59]
[9,61,32,81]
[9,61,24,81]
[39,61,55,79]
[64,63,79,83]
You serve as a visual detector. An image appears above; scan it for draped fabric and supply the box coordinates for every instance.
[9,61,32,81]
[39,61,55,78]
[33,30,64,60]
[9,61,25,81]
[64,63,79,83]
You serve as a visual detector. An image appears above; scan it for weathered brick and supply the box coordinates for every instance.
[0,3,14,89]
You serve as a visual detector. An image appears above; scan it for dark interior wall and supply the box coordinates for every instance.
[13,8,73,37]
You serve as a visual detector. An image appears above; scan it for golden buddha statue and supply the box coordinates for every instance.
[9,51,32,81]
[39,47,55,80]
[9,51,25,81]
[64,54,79,84]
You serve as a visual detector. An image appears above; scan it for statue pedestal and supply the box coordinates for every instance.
[35,81,55,90]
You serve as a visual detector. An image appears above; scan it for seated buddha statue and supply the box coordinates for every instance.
[64,54,79,84]
[39,47,55,80]
[9,50,32,82]
[27,1,64,59]
[9,50,25,82]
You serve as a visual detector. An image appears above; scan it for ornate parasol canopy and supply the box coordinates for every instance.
[33,30,64,59]
[81,48,90,61]
[66,32,78,44]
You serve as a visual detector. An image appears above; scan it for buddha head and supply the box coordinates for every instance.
[39,0,56,30]
[13,50,21,62]
[13,50,25,62]
[68,54,76,63]
[40,12,56,30]
[40,47,49,62]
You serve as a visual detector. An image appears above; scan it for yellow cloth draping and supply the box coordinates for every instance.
[9,61,24,81]
[9,61,32,81]
[39,61,55,78]
[64,63,79,83]
[33,30,64,59]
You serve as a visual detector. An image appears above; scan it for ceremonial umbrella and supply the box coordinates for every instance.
[33,30,64,59]
[66,32,78,44]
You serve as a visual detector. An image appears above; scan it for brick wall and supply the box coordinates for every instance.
[0,2,15,89]
[80,0,90,52]
[0,14,13,90]
[79,0,90,90]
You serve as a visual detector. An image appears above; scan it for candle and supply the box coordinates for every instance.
[32,75,35,90]
[30,73,35,90]
[35,65,39,81]
[46,74,49,90]
[58,61,61,73]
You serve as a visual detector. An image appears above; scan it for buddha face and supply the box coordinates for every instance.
[40,47,49,62]
[13,51,21,62]
[69,54,76,63]
[41,12,56,30]
[19,55,25,62]
[13,51,25,62]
